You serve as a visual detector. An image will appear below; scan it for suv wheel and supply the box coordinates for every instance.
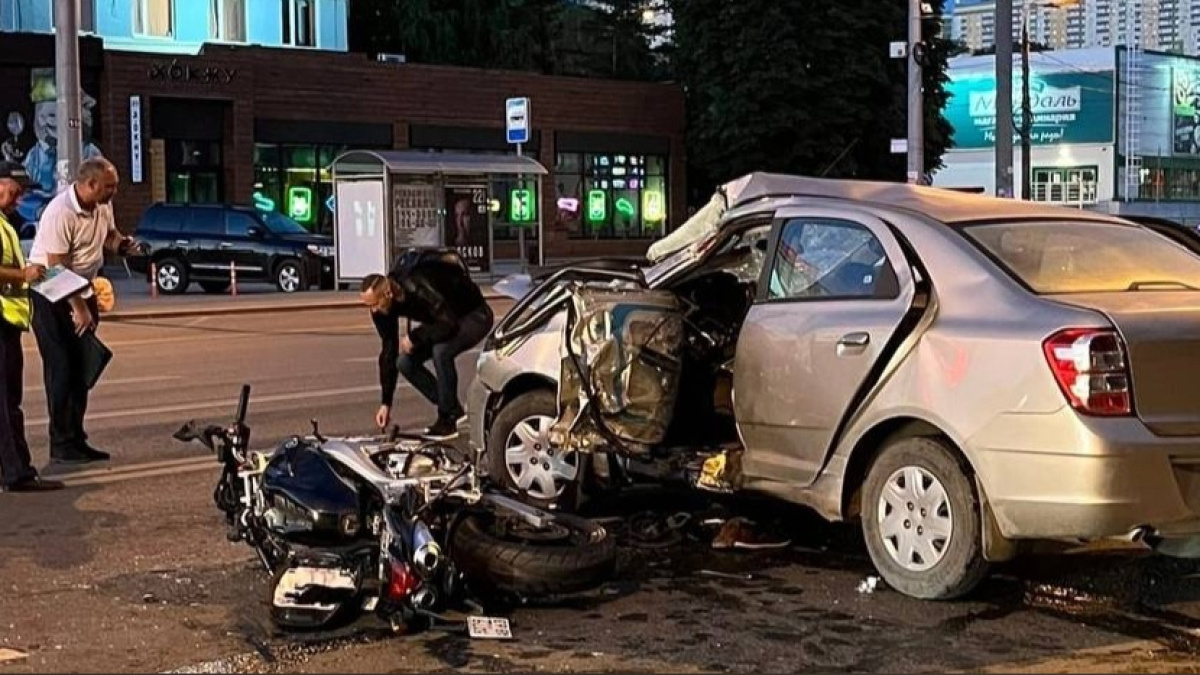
[275,260,305,293]
[154,258,188,295]
[861,436,990,600]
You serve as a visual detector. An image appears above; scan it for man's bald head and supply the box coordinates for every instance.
[76,156,119,208]
[0,178,21,215]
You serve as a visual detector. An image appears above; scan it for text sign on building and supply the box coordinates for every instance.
[129,96,144,184]
[506,97,530,145]
[944,71,1115,149]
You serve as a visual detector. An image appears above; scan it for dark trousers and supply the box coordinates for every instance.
[0,321,35,487]
[397,304,494,420]
[31,293,99,459]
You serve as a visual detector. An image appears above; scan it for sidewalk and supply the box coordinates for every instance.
[99,266,507,321]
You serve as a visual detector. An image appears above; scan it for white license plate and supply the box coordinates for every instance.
[467,616,513,640]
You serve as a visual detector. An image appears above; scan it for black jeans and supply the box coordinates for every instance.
[31,293,99,459]
[0,321,36,487]
[397,304,494,420]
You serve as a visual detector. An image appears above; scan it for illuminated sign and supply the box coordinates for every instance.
[509,188,535,223]
[489,198,502,213]
[557,197,579,214]
[615,197,636,219]
[643,190,665,223]
[252,191,275,211]
[288,186,313,223]
[587,190,607,223]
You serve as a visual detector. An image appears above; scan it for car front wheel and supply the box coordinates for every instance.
[861,436,990,600]
[275,259,305,293]
[154,258,188,295]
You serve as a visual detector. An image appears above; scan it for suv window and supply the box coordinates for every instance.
[225,211,260,237]
[140,206,183,234]
[767,218,897,300]
[189,208,224,236]
[964,220,1200,294]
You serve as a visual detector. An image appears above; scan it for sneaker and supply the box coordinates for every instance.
[2,477,65,493]
[79,445,111,462]
[422,417,460,441]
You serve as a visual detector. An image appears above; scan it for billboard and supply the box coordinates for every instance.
[1172,66,1200,155]
[945,71,1115,149]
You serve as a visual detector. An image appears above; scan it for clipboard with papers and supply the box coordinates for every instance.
[30,265,90,303]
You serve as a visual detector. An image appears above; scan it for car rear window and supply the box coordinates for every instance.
[963,220,1200,294]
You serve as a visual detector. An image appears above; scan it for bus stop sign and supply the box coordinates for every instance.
[506,97,530,145]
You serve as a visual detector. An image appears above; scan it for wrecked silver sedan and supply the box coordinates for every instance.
[468,172,1200,600]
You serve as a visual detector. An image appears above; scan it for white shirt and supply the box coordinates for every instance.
[29,185,116,281]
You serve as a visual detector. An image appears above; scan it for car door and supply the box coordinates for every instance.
[223,209,270,282]
[734,207,918,487]
[183,206,229,279]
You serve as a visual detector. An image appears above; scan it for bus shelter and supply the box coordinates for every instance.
[329,149,548,283]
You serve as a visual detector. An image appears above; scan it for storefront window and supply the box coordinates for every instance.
[558,152,667,239]
[411,148,539,242]
[166,140,222,204]
[254,142,379,234]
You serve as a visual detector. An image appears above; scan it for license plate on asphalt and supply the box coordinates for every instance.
[467,616,513,640]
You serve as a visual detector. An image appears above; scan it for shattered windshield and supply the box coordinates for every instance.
[646,192,727,263]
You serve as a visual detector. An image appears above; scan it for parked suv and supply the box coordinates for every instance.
[128,204,334,294]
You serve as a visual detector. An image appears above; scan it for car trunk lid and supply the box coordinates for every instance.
[1050,291,1200,436]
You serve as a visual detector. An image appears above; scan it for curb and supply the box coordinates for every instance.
[104,293,507,322]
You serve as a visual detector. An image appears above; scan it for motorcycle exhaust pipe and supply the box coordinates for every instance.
[412,586,438,610]
[411,522,443,575]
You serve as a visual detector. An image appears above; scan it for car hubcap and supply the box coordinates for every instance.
[504,414,577,500]
[877,466,953,572]
[157,265,180,291]
[279,266,300,292]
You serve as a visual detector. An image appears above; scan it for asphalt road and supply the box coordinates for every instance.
[2,304,1200,673]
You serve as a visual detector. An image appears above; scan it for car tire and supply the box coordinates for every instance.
[486,389,581,510]
[154,258,189,295]
[199,281,229,294]
[275,259,305,293]
[861,436,990,600]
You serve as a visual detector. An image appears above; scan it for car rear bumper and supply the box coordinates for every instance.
[971,412,1200,541]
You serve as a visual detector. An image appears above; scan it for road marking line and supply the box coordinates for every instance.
[27,385,382,426]
[62,461,217,487]
[20,324,372,352]
[42,455,212,482]
[24,375,183,393]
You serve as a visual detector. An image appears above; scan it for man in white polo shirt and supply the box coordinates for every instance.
[29,157,141,466]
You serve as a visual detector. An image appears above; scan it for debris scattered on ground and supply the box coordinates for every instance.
[711,517,791,550]
[142,593,158,603]
[698,569,755,581]
[625,511,692,548]
[857,576,881,594]
[0,648,27,664]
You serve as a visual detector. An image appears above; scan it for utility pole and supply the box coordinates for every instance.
[54,0,83,191]
[907,0,924,184]
[1020,4,1032,200]
[995,0,1014,198]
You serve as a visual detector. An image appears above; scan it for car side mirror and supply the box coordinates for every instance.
[247,226,265,238]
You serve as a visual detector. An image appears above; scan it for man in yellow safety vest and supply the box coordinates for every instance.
[0,166,61,492]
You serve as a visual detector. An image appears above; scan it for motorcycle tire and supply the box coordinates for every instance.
[450,510,616,597]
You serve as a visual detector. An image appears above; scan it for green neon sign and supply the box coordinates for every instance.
[587,189,607,223]
[252,191,275,212]
[288,186,314,223]
[615,197,636,219]
[509,188,535,223]
[643,189,665,223]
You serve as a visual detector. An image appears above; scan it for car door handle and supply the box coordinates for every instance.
[837,332,871,348]
[175,239,190,246]
[218,242,234,248]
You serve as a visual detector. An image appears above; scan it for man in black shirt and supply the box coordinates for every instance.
[361,252,493,440]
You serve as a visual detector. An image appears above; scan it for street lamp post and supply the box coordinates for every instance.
[54,0,82,191]
[907,0,925,184]
[995,0,1014,198]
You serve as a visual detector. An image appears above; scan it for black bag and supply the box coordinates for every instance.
[80,330,113,390]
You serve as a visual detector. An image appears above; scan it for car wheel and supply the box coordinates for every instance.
[861,436,990,600]
[154,258,188,295]
[275,259,305,293]
[487,389,580,508]
[199,281,229,294]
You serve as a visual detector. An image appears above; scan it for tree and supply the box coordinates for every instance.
[668,0,957,197]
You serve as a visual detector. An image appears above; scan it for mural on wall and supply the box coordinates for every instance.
[1,68,103,234]
[1172,67,1200,155]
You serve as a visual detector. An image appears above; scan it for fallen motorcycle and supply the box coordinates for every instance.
[173,384,616,634]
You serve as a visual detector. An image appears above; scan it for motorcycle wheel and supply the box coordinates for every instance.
[450,510,617,597]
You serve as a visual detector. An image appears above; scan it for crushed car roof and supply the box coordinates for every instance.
[724,172,1120,225]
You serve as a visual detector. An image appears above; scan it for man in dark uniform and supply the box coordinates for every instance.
[360,251,493,440]
[0,164,61,492]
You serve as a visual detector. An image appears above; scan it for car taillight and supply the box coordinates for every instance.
[1042,328,1132,416]
[386,561,417,601]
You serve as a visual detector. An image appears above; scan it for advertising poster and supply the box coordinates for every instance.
[1173,66,1200,155]
[443,185,490,273]
[390,183,440,261]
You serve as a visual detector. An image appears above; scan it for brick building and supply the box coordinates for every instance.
[0,33,685,266]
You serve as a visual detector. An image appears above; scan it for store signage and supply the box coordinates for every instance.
[505,97,530,145]
[148,60,237,84]
[643,190,665,223]
[509,188,535,223]
[129,96,143,184]
[288,186,314,223]
[586,189,607,224]
[1173,66,1200,155]
[944,71,1114,149]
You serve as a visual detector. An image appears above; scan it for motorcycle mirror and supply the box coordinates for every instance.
[173,421,198,443]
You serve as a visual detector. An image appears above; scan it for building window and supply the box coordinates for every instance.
[210,0,246,42]
[1030,165,1098,205]
[166,140,222,204]
[282,0,316,47]
[134,0,173,37]
[255,143,364,234]
[557,152,668,240]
